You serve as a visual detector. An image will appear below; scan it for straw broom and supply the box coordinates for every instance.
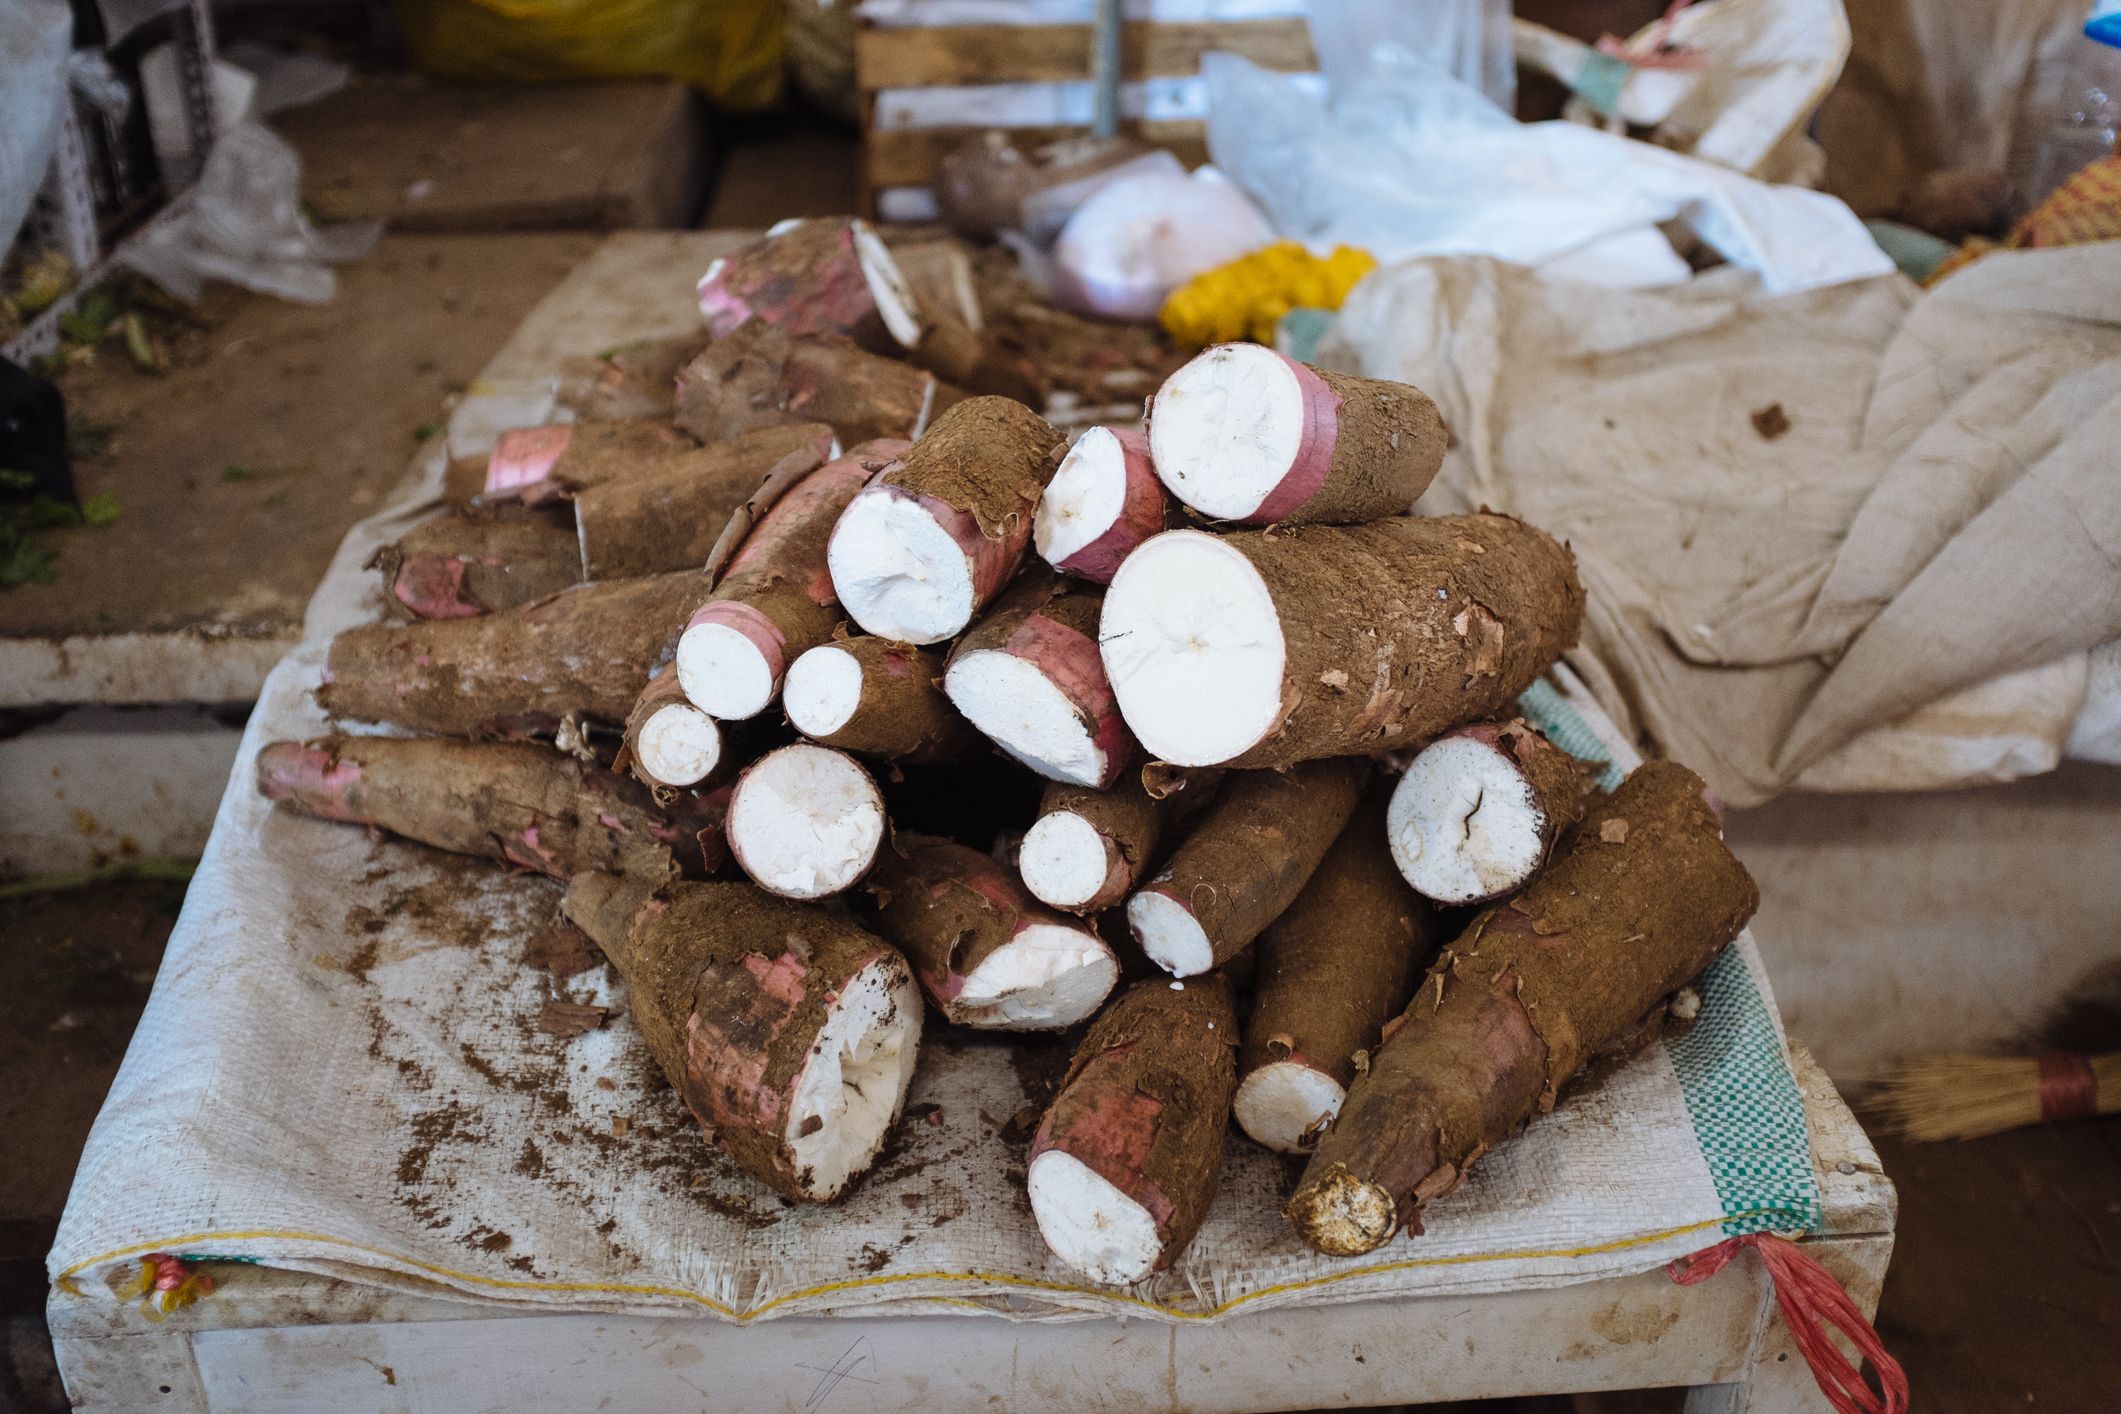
[1873,1052,2121,1142]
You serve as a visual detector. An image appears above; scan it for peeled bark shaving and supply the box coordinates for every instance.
[1387,718,1595,905]
[827,396,1068,645]
[1027,976,1238,1284]
[783,635,980,763]
[943,573,1132,788]
[257,735,725,880]
[319,572,712,737]
[1234,790,1436,1154]
[1101,515,1583,770]
[674,441,907,721]
[864,832,1118,1030]
[1127,758,1366,978]
[1147,344,1447,525]
[563,872,923,1202]
[1287,761,1760,1257]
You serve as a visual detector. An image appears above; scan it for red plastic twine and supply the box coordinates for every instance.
[2036,1052,2099,1123]
[1668,1233,1908,1414]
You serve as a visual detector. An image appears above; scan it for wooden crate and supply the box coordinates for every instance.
[854,0,1319,219]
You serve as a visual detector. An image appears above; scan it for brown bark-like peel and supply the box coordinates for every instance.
[1287,761,1760,1255]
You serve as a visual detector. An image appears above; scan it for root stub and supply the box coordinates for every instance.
[562,872,923,1202]
[1100,516,1583,770]
[1235,788,1434,1153]
[864,833,1118,1030]
[944,575,1132,788]
[1027,977,1237,1283]
[827,397,1067,644]
[1386,719,1593,904]
[1033,426,1168,584]
[1288,761,1760,1255]
[1127,759,1366,977]
[318,571,713,737]
[257,736,725,881]
[1146,344,1447,525]
[726,744,887,900]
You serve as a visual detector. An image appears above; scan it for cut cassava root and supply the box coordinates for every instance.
[371,512,580,619]
[675,441,908,721]
[571,423,837,582]
[696,217,921,355]
[1387,719,1594,905]
[1018,762,1167,913]
[1127,758,1366,978]
[319,571,711,737]
[1233,790,1435,1154]
[623,669,726,791]
[1147,344,1447,525]
[827,396,1067,644]
[1287,761,1760,1256]
[257,736,725,880]
[1100,515,1583,769]
[563,871,923,1202]
[726,743,886,900]
[864,833,1118,1029]
[783,636,979,763]
[943,574,1132,788]
[1033,425,1168,585]
[1027,976,1238,1283]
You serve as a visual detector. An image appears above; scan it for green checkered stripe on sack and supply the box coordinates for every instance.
[1515,683,1823,1238]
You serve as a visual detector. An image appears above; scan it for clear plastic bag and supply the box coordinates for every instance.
[1305,0,1514,112]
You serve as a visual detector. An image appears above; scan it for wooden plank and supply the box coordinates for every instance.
[865,119,1210,189]
[857,17,1315,89]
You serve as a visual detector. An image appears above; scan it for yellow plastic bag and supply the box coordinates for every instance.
[1160,242,1377,349]
[393,0,782,111]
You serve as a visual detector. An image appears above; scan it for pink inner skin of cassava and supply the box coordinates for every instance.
[484,424,574,497]
[256,744,365,820]
[1002,612,1133,787]
[1246,354,1343,525]
[1029,1057,1175,1232]
[695,226,872,341]
[1056,427,1165,584]
[926,493,1031,614]
[682,950,814,1131]
[685,600,790,690]
[389,556,482,620]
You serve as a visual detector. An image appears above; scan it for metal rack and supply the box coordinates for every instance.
[3,0,220,364]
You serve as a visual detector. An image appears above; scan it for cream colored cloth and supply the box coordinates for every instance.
[1322,243,2121,805]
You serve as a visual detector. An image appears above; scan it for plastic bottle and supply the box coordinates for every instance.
[2022,3,2121,208]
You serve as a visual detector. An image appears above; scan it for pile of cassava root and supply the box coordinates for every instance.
[266,218,1760,1281]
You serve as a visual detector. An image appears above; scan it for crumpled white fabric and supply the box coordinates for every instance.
[1319,243,2121,804]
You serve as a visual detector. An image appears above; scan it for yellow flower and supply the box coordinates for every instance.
[1160,243,1378,349]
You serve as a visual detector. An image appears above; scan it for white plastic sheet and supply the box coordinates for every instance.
[0,0,72,256]
[1206,49,1894,295]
